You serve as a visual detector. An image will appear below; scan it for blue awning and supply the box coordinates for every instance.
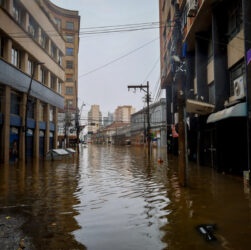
[207,102,247,123]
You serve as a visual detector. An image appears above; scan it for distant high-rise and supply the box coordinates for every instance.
[114,106,136,123]
[103,112,113,127]
[88,105,102,133]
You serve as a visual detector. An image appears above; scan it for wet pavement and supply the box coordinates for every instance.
[0,145,251,249]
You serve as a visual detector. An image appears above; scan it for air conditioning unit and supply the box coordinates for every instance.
[187,0,198,17]
[233,76,245,101]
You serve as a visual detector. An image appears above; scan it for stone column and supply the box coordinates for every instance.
[5,0,13,15]
[21,51,28,74]
[55,77,59,92]
[44,104,50,155]
[53,107,58,148]
[19,93,26,162]
[3,38,12,63]
[47,39,51,55]
[1,86,11,164]
[33,99,40,160]
[37,27,42,44]
[34,64,41,82]
[45,70,51,88]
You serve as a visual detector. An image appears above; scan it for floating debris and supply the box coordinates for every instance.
[196,224,217,241]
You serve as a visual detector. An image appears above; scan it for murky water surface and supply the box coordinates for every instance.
[0,145,251,249]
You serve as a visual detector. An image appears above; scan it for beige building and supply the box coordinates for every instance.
[159,0,250,174]
[41,0,80,145]
[88,105,102,134]
[114,106,136,123]
[0,0,65,163]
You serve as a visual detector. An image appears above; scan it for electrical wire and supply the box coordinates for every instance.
[78,37,159,78]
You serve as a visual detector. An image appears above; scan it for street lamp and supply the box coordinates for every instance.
[24,61,44,163]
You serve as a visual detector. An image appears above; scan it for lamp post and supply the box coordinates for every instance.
[24,61,44,163]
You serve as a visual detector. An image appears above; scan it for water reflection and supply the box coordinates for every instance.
[0,159,86,249]
[0,145,251,250]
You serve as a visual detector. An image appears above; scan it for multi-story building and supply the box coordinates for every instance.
[88,105,102,134]
[130,99,167,147]
[0,0,64,163]
[114,105,136,123]
[103,112,113,127]
[159,0,251,175]
[41,0,80,146]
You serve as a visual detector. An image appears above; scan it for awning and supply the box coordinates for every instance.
[207,102,247,123]
[186,99,215,115]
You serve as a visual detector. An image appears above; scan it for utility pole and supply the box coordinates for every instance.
[172,2,187,186]
[128,82,151,155]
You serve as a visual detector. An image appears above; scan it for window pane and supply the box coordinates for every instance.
[66,61,73,69]
[66,87,73,95]
[66,22,74,30]
[66,35,73,43]
[66,48,73,56]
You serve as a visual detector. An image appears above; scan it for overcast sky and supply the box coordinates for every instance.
[51,0,162,120]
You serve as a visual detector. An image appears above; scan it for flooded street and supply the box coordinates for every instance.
[1,145,251,250]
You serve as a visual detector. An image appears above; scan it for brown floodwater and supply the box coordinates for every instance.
[0,145,251,249]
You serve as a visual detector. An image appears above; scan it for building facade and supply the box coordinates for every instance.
[114,105,136,123]
[41,0,80,146]
[88,105,102,134]
[159,0,251,175]
[130,99,167,148]
[0,0,64,164]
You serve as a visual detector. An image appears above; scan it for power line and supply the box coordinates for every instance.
[78,37,159,78]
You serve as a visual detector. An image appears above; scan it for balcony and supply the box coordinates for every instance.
[0,58,64,109]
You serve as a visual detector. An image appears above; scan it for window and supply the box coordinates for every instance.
[28,59,33,75]
[58,82,62,94]
[66,87,73,95]
[40,31,48,49]
[66,22,74,30]
[55,18,61,29]
[11,92,20,115]
[39,67,45,84]
[66,60,73,69]
[28,16,36,38]
[13,0,20,22]
[228,1,242,41]
[50,75,56,89]
[66,99,73,107]
[51,43,57,59]
[66,47,73,56]
[66,34,73,43]
[58,52,63,66]
[11,48,20,67]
